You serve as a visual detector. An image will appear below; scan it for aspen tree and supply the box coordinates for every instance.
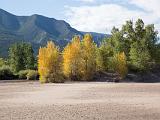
[81,34,97,80]
[63,36,81,80]
[38,41,62,83]
[113,52,128,79]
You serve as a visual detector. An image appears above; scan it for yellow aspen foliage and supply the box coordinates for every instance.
[38,47,48,83]
[113,52,128,79]
[38,41,62,83]
[62,36,82,80]
[81,34,97,80]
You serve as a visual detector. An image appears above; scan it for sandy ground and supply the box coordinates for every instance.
[0,81,160,120]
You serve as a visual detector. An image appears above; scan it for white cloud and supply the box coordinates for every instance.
[65,0,160,34]
[129,0,160,33]
[130,0,160,14]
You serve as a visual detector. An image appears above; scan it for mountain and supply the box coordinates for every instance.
[0,9,109,57]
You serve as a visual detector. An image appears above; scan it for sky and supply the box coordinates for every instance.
[0,0,160,34]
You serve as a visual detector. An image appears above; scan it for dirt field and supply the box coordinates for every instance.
[0,81,160,120]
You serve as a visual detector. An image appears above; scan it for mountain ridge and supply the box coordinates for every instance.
[0,9,108,57]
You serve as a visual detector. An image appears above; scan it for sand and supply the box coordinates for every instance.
[0,81,160,120]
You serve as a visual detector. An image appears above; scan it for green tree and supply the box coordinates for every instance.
[9,43,35,72]
[129,41,151,71]
[22,43,35,70]
[135,19,145,40]
[108,27,126,56]
[144,24,158,62]
[0,58,5,67]
[96,40,113,71]
[9,43,24,72]
[108,19,159,72]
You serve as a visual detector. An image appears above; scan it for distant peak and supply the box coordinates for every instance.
[0,8,15,16]
[0,8,7,13]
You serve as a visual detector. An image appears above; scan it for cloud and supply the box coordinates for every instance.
[129,0,160,33]
[130,0,160,14]
[65,0,160,34]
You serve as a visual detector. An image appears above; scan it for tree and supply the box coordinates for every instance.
[96,40,113,71]
[135,19,145,40]
[23,43,35,70]
[0,58,5,67]
[129,41,151,71]
[108,27,126,57]
[62,36,82,80]
[38,41,62,83]
[113,52,128,79]
[122,20,135,41]
[9,43,25,72]
[9,43,35,72]
[108,19,159,73]
[81,34,97,80]
[144,24,158,62]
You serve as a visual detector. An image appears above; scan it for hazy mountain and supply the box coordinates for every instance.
[0,9,109,57]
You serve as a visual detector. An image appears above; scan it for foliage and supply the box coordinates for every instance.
[23,43,35,70]
[113,52,128,79]
[101,19,159,73]
[0,66,15,80]
[81,34,97,80]
[26,70,38,80]
[129,41,151,71]
[63,36,82,80]
[18,70,30,79]
[9,43,35,72]
[63,34,97,81]
[0,58,5,67]
[0,18,159,82]
[96,40,113,71]
[38,41,62,83]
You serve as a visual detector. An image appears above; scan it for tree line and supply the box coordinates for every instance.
[0,19,159,82]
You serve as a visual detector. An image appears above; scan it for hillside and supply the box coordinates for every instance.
[0,9,108,57]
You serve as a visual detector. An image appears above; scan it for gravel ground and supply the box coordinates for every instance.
[0,81,160,120]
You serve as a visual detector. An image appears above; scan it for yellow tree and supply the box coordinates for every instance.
[63,36,82,80]
[63,43,72,78]
[113,52,128,79]
[38,41,62,83]
[81,34,97,80]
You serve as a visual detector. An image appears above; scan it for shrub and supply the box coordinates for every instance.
[26,70,38,80]
[46,73,64,83]
[0,66,15,80]
[18,70,30,79]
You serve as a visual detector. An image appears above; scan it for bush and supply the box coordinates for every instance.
[18,70,30,79]
[26,70,38,80]
[0,66,15,80]
[46,73,64,83]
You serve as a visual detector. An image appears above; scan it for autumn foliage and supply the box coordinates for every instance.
[63,36,82,80]
[81,34,97,80]
[62,34,96,81]
[38,34,130,83]
[113,52,128,79]
[1,19,159,82]
[38,41,62,83]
